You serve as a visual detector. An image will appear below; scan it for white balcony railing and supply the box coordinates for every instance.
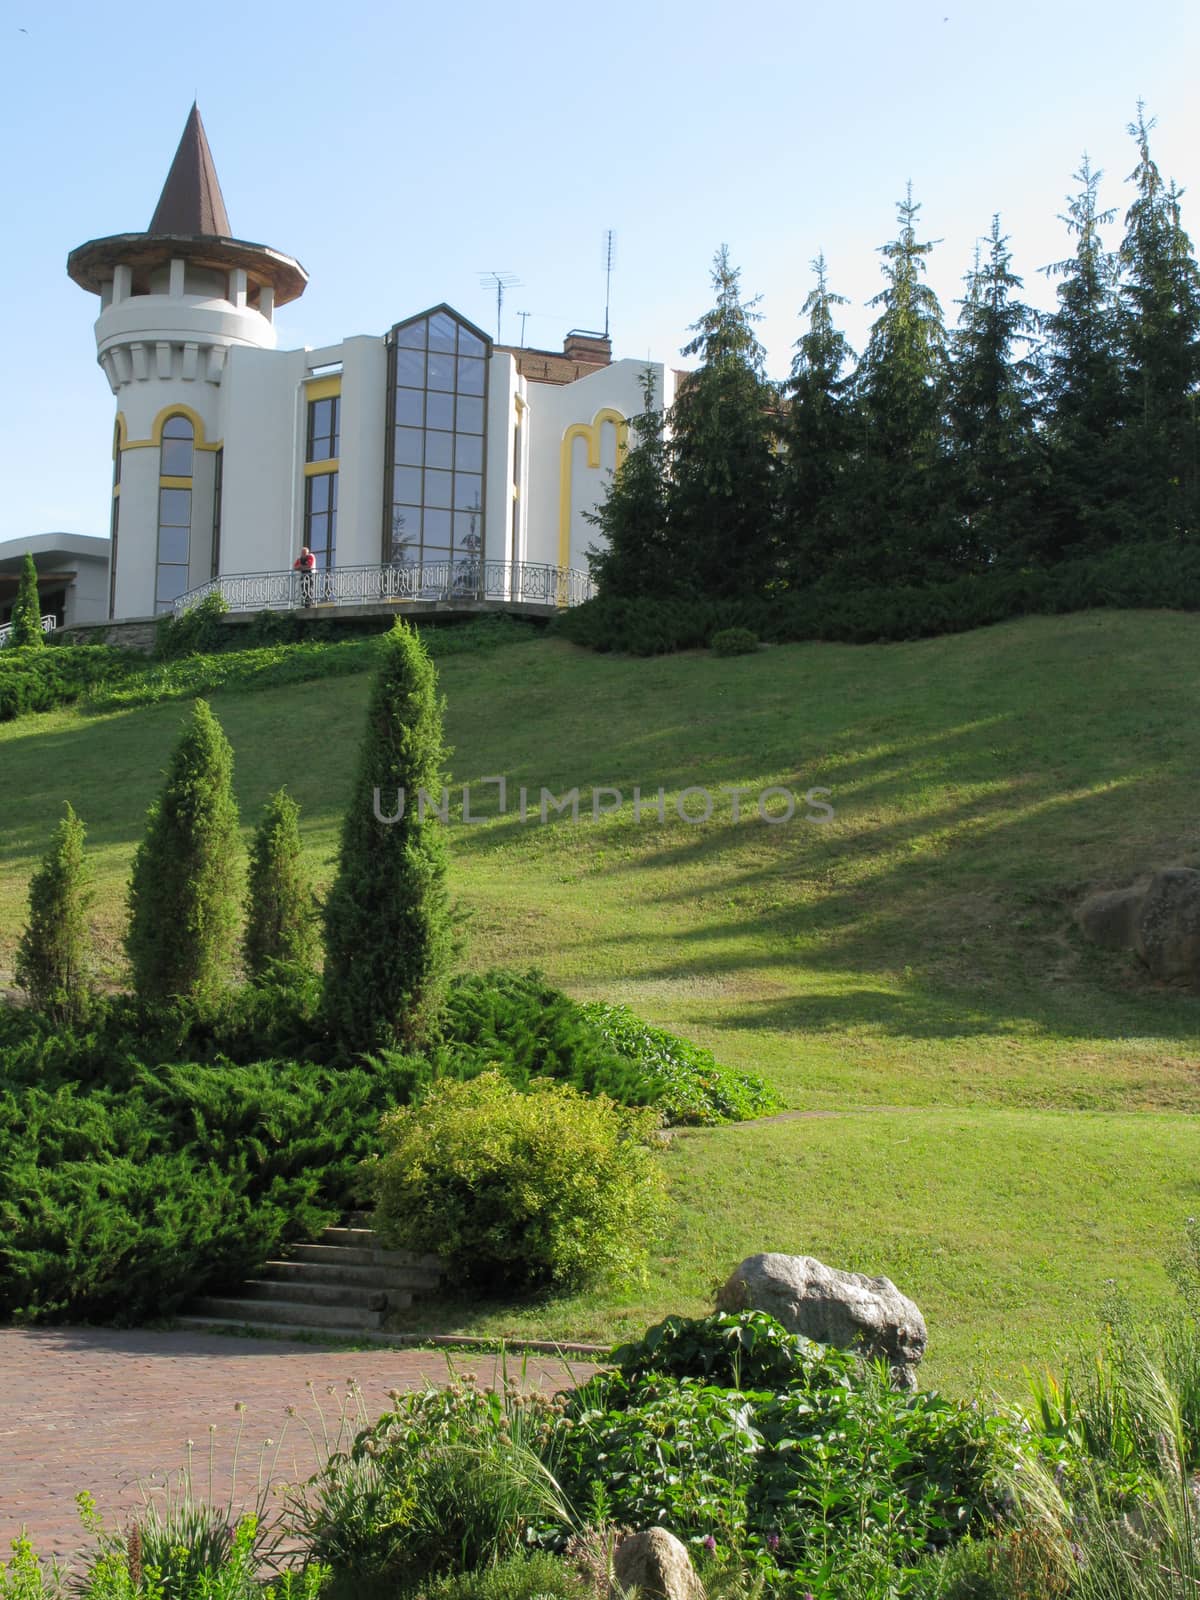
[174,559,596,618]
[0,614,58,647]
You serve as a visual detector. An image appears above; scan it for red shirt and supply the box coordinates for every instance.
[294,552,316,572]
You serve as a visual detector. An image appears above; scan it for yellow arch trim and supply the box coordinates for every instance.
[123,405,221,452]
[113,413,128,456]
[557,408,630,585]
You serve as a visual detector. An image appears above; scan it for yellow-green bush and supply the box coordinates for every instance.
[369,1070,668,1293]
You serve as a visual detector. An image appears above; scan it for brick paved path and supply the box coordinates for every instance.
[0,1327,594,1572]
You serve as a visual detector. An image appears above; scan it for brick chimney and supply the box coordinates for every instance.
[562,330,612,366]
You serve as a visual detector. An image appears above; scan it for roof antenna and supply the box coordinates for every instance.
[602,228,616,341]
[517,310,531,347]
[479,271,521,343]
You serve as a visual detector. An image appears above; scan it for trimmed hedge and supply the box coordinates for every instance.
[553,541,1200,655]
[0,644,134,721]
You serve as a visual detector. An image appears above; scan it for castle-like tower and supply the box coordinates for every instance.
[67,106,307,618]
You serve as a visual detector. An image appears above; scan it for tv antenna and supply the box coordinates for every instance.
[479,271,521,343]
[602,229,616,340]
[517,310,532,347]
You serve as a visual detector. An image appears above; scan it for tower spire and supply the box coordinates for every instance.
[148,103,231,237]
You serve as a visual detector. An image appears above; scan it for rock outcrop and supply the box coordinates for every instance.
[717,1252,927,1389]
[1077,868,1200,984]
[611,1528,705,1600]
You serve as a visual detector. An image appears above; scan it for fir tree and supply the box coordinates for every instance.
[15,803,94,1025]
[9,553,44,647]
[1039,155,1129,554]
[1118,105,1200,537]
[243,787,318,979]
[949,217,1044,563]
[126,699,241,1004]
[586,366,672,598]
[779,253,859,584]
[667,245,778,597]
[857,186,958,579]
[323,621,455,1053]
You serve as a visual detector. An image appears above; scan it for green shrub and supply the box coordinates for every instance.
[126,700,242,1004]
[555,541,1200,655]
[8,553,45,649]
[557,1313,1019,1594]
[15,803,95,1027]
[155,592,230,661]
[0,1047,427,1323]
[710,627,760,657]
[295,1377,571,1586]
[435,970,647,1101]
[0,644,132,720]
[578,1002,780,1124]
[323,621,456,1053]
[244,789,318,980]
[415,1550,591,1600]
[370,1070,667,1293]
[612,1310,860,1391]
[432,972,777,1125]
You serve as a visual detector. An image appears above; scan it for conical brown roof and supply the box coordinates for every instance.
[148,104,231,237]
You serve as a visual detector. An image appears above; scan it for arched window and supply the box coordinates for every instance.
[160,414,195,476]
[157,415,194,612]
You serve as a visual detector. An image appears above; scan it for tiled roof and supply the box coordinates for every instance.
[148,104,231,237]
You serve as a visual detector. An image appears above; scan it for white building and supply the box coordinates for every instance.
[0,533,111,630]
[67,106,670,622]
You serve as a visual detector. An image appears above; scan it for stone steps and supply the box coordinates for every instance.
[181,1221,445,1339]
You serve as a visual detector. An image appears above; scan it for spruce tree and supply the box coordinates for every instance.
[780,252,858,584]
[857,186,957,580]
[15,803,94,1025]
[948,217,1044,564]
[9,553,44,647]
[1039,155,1129,555]
[243,787,318,979]
[126,698,241,1004]
[667,245,778,597]
[323,621,455,1053]
[586,366,672,598]
[1118,105,1200,538]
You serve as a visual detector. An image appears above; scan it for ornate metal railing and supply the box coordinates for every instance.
[174,560,596,617]
[0,614,58,647]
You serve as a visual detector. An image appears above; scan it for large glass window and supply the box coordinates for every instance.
[156,417,194,612]
[156,487,191,610]
[307,395,340,462]
[211,447,223,579]
[385,307,490,578]
[305,471,338,571]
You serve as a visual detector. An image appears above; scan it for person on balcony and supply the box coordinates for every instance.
[293,546,316,607]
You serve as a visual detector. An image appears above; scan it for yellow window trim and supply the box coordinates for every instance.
[305,375,342,402]
[557,408,629,581]
[304,460,340,478]
[122,404,221,451]
[158,475,193,490]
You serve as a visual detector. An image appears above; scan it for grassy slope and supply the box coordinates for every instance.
[1,610,1198,1393]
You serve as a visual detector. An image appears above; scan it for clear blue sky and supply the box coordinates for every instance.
[2,0,1198,541]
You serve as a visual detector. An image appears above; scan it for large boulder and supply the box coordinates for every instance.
[611,1528,704,1600]
[716,1252,927,1389]
[1077,868,1200,984]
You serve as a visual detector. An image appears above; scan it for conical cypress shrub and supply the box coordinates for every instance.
[126,698,241,1004]
[15,802,94,1024]
[244,786,318,979]
[9,553,45,647]
[323,621,455,1052]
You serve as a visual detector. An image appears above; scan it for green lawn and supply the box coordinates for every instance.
[2,609,1198,1394]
